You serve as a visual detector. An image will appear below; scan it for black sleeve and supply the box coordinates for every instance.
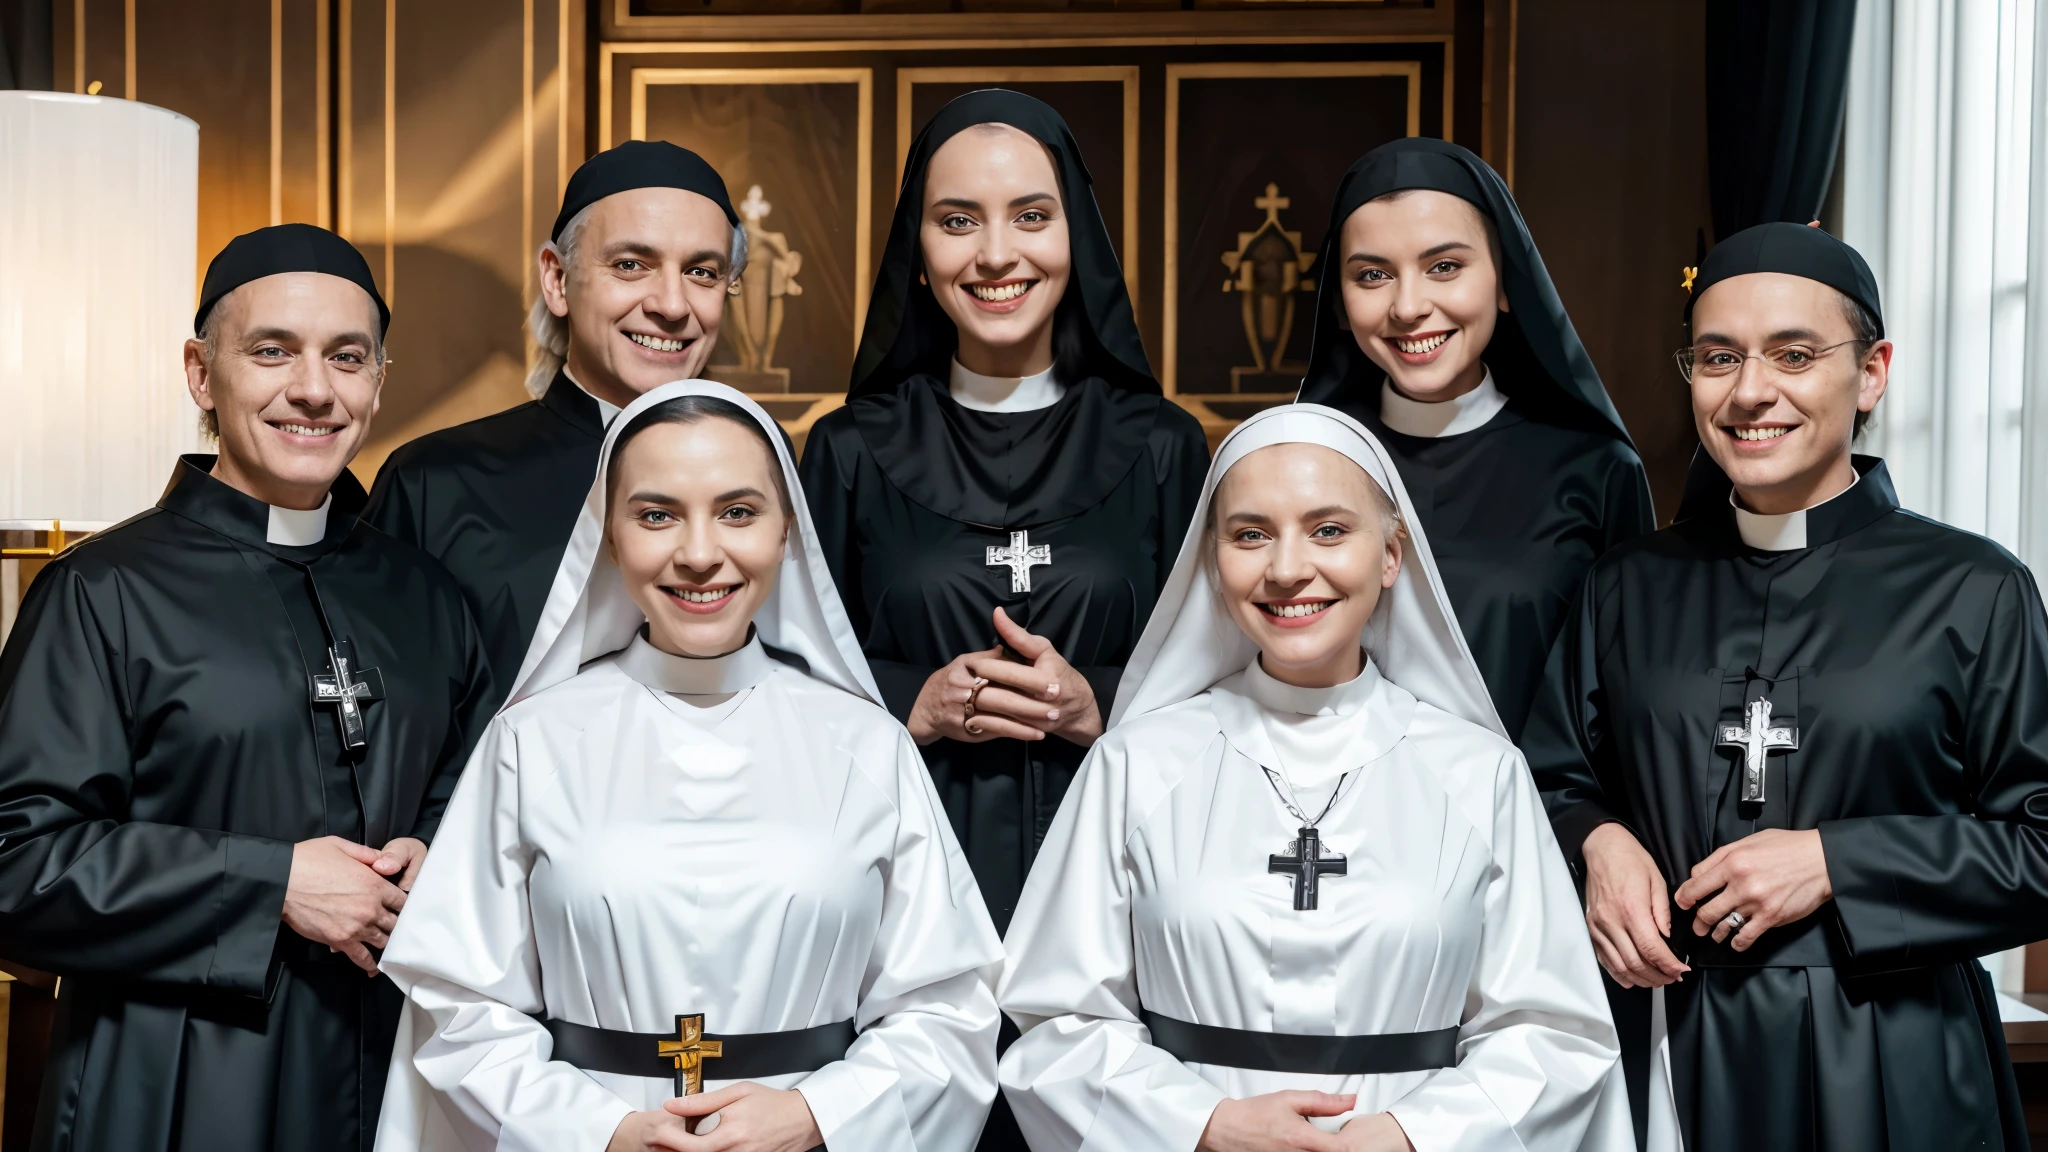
[1521,564,1631,871]
[361,443,426,548]
[407,594,498,845]
[1601,443,1659,545]
[0,563,290,995]
[1821,566,2048,967]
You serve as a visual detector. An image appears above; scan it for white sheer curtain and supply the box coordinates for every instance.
[1841,0,2048,995]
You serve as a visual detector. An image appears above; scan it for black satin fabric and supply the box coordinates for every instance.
[1349,400,1653,741]
[1524,458,2047,1150]
[802,382,1206,932]
[0,457,495,1152]
[363,371,603,707]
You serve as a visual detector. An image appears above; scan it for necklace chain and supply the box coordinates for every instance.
[1260,766,1352,830]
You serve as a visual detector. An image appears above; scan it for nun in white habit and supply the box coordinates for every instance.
[374,381,1004,1152]
[996,403,1633,1152]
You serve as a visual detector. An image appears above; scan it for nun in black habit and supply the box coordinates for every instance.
[1297,138,1655,743]
[801,90,1207,932]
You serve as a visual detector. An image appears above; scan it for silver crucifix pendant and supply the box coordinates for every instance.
[312,643,386,752]
[985,530,1051,594]
[1716,697,1798,804]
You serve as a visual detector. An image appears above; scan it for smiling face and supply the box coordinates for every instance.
[920,123,1073,379]
[606,415,789,659]
[1689,272,1890,514]
[183,272,385,510]
[1211,443,1404,689]
[543,187,733,408]
[1339,189,1507,403]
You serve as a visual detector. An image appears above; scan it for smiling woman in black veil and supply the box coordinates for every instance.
[1297,138,1654,744]
[799,89,1208,1148]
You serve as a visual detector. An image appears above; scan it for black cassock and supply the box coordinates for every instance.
[1524,457,2048,1151]
[363,371,603,706]
[1297,138,1654,742]
[802,373,1206,930]
[1348,403,1653,739]
[0,458,494,1152]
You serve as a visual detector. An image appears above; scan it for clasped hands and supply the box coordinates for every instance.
[609,1083,822,1152]
[1199,1092,1413,1152]
[280,834,428,975]
[908,607,1103,748]
[1580,822,1834,988]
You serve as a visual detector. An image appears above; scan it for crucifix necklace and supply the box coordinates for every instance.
[311,638,385,753]
[1715,696,1798,804]
[985,530,1052,593]
[1262,766,1353,911]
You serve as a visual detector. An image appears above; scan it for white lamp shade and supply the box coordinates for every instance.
[0,92,201,528]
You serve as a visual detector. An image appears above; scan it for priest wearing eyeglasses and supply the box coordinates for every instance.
[1524,222,2048,1151]
[0,225,495,1152]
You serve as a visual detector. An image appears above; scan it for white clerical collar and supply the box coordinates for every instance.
[948,358,1066,413]
[1730,474,1860,551]
[266,495,332,546]
[616,629,774,697]
[1378,368,1508,438]
[564,367,622,427]
[1210,652,1415,789]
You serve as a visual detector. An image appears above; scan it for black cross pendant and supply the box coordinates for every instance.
[311,641,385,752]
[1269,825,1347,911]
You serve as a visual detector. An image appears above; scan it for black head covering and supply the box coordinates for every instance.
[1674,222,1888,521]
[1296,138,1633,446]
[848,89,1155,398]
[552,140,739,241]
[194,223,389,336]
[1684,220,1884,336]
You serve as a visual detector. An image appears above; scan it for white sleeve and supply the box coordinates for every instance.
[375,718,636,1152]
[1386,750,1635,1152]
[796,730,1006,1152]
[996,736,1226,1152]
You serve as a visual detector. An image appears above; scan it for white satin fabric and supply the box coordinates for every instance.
[948,357,1066,412]
[375,382,1002,1152]
[1377,368,1508,438]
[999,404,1633,1151]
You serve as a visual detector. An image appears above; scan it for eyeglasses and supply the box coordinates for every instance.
[1672,339,1870,384]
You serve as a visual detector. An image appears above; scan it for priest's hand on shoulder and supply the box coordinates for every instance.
[1198,1091,1358,1152]
[1581,823,1691,988]
[1675,828,1833,952]
[656,1083,823,1152]
[905,608,1103,747]
[282,835,408,976]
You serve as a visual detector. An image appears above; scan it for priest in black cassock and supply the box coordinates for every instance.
[799,90,1208,1150]
[364,142,743,704]
[1524,221,2048,1151]
[1296,137,1654,743]
[0,225,495,1152]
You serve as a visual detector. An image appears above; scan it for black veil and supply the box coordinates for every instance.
[1296,137,1633,446]
[848,88,1156,398]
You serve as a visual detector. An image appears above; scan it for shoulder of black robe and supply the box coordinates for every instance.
[1296,137,1636,450]
[362,371,605,692]
[836,89,1179,525]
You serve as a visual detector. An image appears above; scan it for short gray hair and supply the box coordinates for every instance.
[524,204,750,399]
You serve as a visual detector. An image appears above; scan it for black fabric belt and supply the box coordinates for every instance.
[1141,1010,1459,1076]
[538,1015,855,1096]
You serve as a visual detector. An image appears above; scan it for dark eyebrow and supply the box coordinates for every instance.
[1221,510,1274,525]
[930,197,984,212]
[240,327,302,344]
[1693,327,1830,346]
[1347,240,1475,265]
[1009,192,1059,209]
[326,330,376,349]
[714,487,769,504]
[626,490,678,505]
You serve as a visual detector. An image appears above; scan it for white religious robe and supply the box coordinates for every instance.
[375,633,1004,1152]
[997,657,1632,1151]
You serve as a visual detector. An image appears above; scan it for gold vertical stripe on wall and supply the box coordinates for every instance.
[71,0,83,93]
[123,0,134,98]
[339,0,352,238]
[270,0,283,225]
[383,0,395,303]
[558,0,571,199]
[318,0,332,227]
[522,0,535,309]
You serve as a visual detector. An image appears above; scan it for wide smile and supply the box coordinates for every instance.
[664,583,741,615]
[1384,330,1455,366]
[1257,598,1337,629]
[626,331,695,355]
[267,420,344,446]
[1723,424,1796,450]
[964,279,1037,314]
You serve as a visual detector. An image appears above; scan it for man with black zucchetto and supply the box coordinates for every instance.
[365,141,746,705]
[0,224,496,1152]
[1525,221,2048,1150]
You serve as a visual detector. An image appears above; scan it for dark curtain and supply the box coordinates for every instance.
[1,0,54,90]
[1704,0,1859,240]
